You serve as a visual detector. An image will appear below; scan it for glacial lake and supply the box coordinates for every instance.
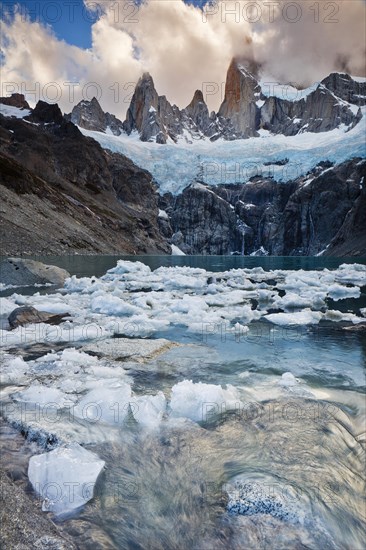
[1,255,365,549]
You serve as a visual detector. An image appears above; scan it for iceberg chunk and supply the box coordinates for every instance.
[170,380,241,422]
[131,392,167,429]
[28,443,105,515]
[73,383,132,425]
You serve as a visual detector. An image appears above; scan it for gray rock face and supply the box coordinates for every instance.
[70,97,124,135]
[124,73,165,142]
[122,70,244,143]
[260,84,360,135]
[8,306,70,329]
[70,97,106,132]
[163,158,366,256]
[0,258,70,286]
[0,110,171,255]
[124,62,363,143]
[169,182,241,254]
[321,73,366,106]
[68,62,363,144]
[123,74,219,143]
[182,90,210,131]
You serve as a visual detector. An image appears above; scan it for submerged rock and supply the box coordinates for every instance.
[81,337,177,362]
[0,258,70,286]
[343,322,366,331]
[8,306,70,329]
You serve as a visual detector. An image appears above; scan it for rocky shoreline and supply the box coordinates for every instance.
[0,468,76,550]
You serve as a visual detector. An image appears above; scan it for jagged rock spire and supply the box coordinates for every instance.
[218,58,261,138]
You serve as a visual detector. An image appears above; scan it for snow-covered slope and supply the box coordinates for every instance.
[0,104,31,119]
[81,107,366,195]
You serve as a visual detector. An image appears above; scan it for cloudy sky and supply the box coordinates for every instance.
[1,0,365,118]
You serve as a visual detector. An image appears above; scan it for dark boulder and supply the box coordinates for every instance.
[8,306,70,329]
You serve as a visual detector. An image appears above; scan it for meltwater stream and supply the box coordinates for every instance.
[0,256,365,549]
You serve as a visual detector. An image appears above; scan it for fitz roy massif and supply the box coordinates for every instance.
[0,58,365,256]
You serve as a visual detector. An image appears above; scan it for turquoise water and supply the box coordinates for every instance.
[23,254,366,278]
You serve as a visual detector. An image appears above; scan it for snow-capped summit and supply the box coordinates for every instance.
[64,59,364,144]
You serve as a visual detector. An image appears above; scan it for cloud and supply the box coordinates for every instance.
[1,0,365,118]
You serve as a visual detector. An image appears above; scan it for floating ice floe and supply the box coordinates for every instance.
[13,384,73,408]
[28,443,105,515]
[73,384,132,425]
[327,284,361,301]
[0,296,19,316]
[0,322,110,347]
[130,392,167,429]
[264,309,323,326]
[169,380,242,422]
[2,262,365,351]
[91,294,140,316]
[0,354,30,385]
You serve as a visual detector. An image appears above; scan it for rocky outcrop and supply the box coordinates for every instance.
[163,158,366,256]
[69,97,124,135]
[0,258,70,286]
[323,159,366,256]
[183,90,210,130]
[0,93,30,109]
[121,61,363,143]
[321,73,366,106]
[123,74,218,143]
[260,84,361,135]
[26,100,64,125]
[123,73,166,142]
[8,306,70,329]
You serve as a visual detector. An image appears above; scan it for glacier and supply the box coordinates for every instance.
[80,106,366,195]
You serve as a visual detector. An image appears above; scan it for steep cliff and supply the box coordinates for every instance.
[218,59,261,138]
[0,100,170,255]
[161,159,366,256]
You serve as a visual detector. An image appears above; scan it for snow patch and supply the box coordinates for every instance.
[0,104,31,118]
[171,244,186,256]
